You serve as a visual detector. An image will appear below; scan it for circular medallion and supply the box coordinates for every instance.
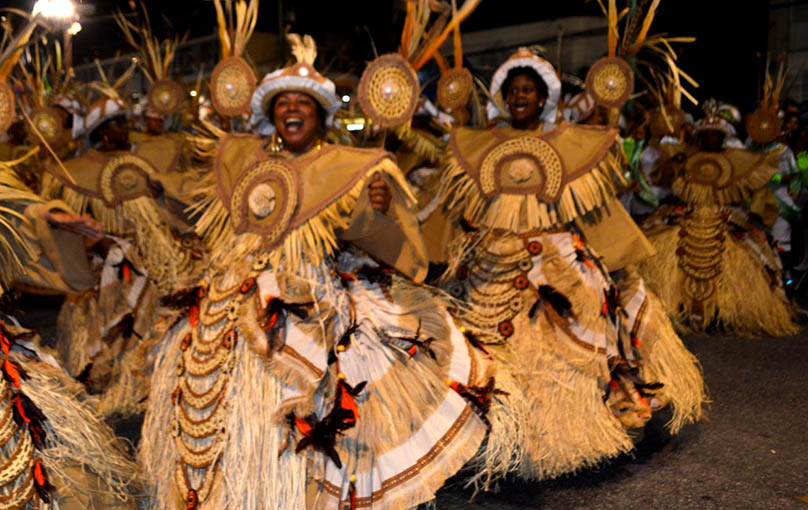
[497,320,515,338]
[0,81,15,135]
[437,68,473,111]
[585,57,634,110]
[746,108,782,146]
[649,106,686,137]
[479,136,564,199]
[148,79,185,116]
[684,152,733,188]
[526,240,543,255]
[99,154,156,206]
[27,107,67,148]
[358,54,419,128]
[229,160,299,249]
[211,57,257,117]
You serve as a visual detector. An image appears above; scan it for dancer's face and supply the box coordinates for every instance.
[698,130,726,152]
[506,74,545,130]
[272,91,322,153]
[145,116,165,136]
[99,115,131,151]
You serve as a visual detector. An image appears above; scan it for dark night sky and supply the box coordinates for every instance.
[4,0,772,110]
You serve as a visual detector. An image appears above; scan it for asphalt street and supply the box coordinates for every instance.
[436,332,808,510]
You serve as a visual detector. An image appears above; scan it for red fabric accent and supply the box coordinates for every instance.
[4,361,21,388]
[189,306,199,327]
[340,387,359,422]
[14,396,30,423]
[34,461,46,486]
[295,417,312,436]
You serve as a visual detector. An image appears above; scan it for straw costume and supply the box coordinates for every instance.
[638,107,798,336]
[437,45,705,485]
[140,28,488,510]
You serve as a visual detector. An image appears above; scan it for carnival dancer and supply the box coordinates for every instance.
[34,65,206,417]
[437,47,705,484]
[0,162,141,510]
[140,32,488,510]
[744,60,801,278]
[638,108,799,336]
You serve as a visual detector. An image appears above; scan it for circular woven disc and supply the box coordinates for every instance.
[746,108,782,145]
[358,53,419,128]
[585,57,634,110]
[480,136,564,200]
[685,152,733,188]
[99,154,155,206]
[211,57,257,117]
[0,81,15,135]
[230,160,299,249]
[148,79,185,116]
[437,68,473,111]
[27,107,66,147]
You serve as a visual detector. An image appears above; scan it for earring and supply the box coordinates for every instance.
[269,132,283,153]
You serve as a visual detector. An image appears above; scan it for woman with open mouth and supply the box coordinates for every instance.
[140,34,489,510]
[435,48,706,485]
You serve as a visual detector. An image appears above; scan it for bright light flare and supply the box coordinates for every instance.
[67,21,82,35]
[341,94,351,103]
[189,90,198,97]
[32,0,76,19]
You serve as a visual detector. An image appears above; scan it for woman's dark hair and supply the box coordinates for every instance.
[268,91,327,130]
[501,66,549,103]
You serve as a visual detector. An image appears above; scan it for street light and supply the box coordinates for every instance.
[32,0,76,19]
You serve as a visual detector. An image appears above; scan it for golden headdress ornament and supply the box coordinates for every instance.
[747,55,787,145]
[587,0,697,115]
[114,3,188,116]
[209,0,259,117]
[358,0,481,128]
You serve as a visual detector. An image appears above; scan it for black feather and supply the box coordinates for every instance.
[538,285,574,319]
[459,217,478,233]
[528,298,543,319]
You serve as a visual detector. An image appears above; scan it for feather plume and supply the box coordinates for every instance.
[287,33,317,65]
[412,0,482,70]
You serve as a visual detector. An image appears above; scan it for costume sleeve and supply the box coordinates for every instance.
[338,161,429,282]
[11,199,96,293]
[574,197,657,270]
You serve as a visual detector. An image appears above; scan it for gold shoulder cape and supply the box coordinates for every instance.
[671,147,782,206]
[40,140,195,292]
[41,137,183,232]
[195,135,427,279]
[440,122,625,232]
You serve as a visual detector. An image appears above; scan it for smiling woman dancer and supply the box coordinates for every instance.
[437,48,706,484]
[140,35,488,510]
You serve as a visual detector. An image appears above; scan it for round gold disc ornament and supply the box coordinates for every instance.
[746,108,782,146]
[27,107,67,148]
[99,154,156,206]
[585,57,634,110]
[479,136,564,200]
[684,152,733,188]
[210,56,257,117]
[437,68,473,111]
[148,79,185,116]
[358,53,419,128]
[229,160,299,249]
[0,81,15,135]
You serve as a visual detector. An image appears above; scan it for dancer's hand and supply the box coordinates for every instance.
[41,210,104,241]
[369,173,392,214]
